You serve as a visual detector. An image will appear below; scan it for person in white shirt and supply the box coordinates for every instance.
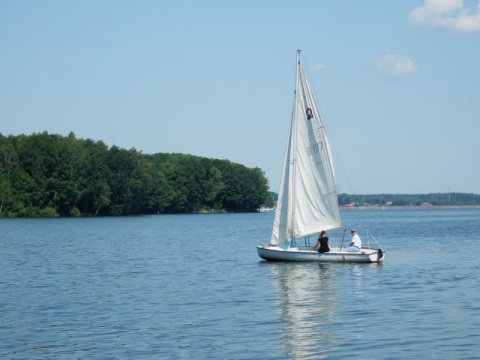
[345,229,362,252]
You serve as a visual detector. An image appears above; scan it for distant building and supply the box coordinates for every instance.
[384,201,393,206]
[420,202,433,207]
[344,202,355,207]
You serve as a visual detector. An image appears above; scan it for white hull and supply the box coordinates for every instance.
[257,245,385,263]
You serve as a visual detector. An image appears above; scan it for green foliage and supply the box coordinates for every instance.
[3,132,475,218]
[0,132,273,217]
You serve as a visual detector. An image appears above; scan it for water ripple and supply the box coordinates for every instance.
[1,211,480,359]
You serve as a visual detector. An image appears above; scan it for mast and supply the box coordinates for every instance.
[290,50,301,240]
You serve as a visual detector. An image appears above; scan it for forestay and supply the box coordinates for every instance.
[270,53,341,246]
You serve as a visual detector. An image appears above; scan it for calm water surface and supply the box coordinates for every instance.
[1,210,480,359]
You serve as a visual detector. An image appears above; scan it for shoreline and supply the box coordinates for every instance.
[339,205,480,211]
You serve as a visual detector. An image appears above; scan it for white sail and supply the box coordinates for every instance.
[270,53,341,245]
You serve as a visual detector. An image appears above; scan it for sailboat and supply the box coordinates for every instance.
[257,51,385,263]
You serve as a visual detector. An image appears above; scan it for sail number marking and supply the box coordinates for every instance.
[306,108,313,120]
[307,141,323,155]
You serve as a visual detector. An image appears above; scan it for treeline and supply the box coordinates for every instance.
[338,193,480,207]
[0,132,274,217]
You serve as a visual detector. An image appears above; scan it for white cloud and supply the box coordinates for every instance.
[409,0,480,33]
[313,63,328,71]
[374,54,417,76]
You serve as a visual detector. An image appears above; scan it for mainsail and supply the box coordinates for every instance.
[270,52,341,245]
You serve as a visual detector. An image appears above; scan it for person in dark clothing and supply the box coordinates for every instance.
[312,230,330,253]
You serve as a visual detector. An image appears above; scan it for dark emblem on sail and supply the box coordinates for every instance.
[306,108,313,120]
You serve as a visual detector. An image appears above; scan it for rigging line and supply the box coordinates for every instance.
[366,228,383,248]
[331,142,354,194]
[300,53,354,195]
[300,54,343,208]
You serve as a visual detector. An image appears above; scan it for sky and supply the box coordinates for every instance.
[1,0,479,194]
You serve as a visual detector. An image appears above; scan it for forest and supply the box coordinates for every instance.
[1,132,478,218]
[0,132,274,217]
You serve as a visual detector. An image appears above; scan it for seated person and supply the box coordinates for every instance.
[345,229,362,252]
[312,230,330,253]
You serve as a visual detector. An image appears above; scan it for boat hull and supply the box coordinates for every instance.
[257,245,385,263]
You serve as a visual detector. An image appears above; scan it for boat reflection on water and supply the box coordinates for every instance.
[266,262,338,359]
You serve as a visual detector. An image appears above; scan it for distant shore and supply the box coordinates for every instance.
[339,205,480,211]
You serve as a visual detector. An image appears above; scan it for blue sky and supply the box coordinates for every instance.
[1,0,479,194]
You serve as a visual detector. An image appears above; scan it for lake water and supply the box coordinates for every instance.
[1,209,480,359]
